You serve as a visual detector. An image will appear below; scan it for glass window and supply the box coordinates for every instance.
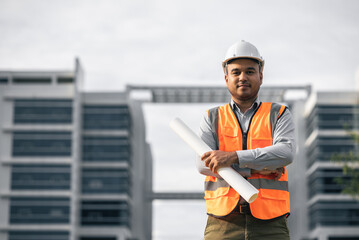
[306,107,318,138]
[9,231,69,240]
[57,77,74,84]
[0,77,8,84]
[14,99,73,124]
[306,105,358,133]
[82,136,131,162]
[82,168,130,194]
[13,77,52,84]
[80,237,116,240]
[306,136,355,168]
[10,197,70,224]
[309,200,359,230]
[329,237,359,240]
[12,131,72,157]
[82,105,130,130]
[11,164,71,190]
[81,200,129,226]
[306,105,359,139]
[307,168,347,197]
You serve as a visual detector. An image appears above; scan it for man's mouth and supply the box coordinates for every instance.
[237,84,250,88]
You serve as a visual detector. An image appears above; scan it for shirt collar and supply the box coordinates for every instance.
[230,97,261,113]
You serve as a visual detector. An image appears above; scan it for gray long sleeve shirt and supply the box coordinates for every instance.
[197,98,296,178]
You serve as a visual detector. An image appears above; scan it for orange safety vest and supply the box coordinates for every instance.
[204,102,290,220]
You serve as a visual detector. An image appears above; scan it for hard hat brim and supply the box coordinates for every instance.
[222,56,265,71]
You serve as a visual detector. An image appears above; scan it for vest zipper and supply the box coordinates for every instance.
[230,102,262,151]
[242,132,248,150]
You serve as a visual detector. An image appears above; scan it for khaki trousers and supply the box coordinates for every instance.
[204,213,290,240]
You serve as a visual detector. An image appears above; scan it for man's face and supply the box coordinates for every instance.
[225,58,263,102]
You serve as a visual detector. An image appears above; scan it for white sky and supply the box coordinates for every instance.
[1,0,359,91]
[1,0,359,239]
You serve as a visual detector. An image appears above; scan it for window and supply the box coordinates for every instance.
[81,200,130,226]
[80,237,116,240]
[10,197,70,224]
[306,107,318,138]
[82,105,130,130]
[306,136,355,168]
[11,164,71,190]
[9,231,69,240]
[12,131,72,156]
[0,77,8,84]
[82,168,130,194]
[309,200,359,230]
[57,77,74,84]
[13,77,52,84]
[307,168,347,197]
[82,136,131,162]
[14,99,73,124]
[306,105,358,136]
[329,237,359,240]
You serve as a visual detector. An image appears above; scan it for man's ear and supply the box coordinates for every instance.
[259,71,263,86]
[224,74,229,84]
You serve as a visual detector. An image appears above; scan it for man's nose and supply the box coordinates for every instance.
[239,72,247,80]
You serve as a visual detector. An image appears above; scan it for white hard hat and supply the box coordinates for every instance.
[222,40,265,71]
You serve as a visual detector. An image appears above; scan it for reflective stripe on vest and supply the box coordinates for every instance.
[204,102,290,219]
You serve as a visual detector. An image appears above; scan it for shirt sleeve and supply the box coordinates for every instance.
[196,111,251,178]
[237,109,296,170]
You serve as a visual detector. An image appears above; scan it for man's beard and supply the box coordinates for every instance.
[229,88,259,102]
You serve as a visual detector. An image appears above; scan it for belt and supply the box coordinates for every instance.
[209,203,251,221]
[233,203,251,215]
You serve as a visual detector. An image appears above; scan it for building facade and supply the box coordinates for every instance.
[288,92,359,240]
[0,60,152,240]
[1,59,359,240]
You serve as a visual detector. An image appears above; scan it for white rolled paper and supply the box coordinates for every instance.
[169,117,258,203]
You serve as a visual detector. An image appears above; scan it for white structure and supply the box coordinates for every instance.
[0,59,152,240]
[1,59,359,240]
[288,91,359,240]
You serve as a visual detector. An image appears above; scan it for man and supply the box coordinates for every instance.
[197,40,296,239]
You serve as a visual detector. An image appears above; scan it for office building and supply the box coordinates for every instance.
[1,59,358,240]
[0,60,152,240]
[288,91,359,240]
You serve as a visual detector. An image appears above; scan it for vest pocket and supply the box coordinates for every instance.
[222,127,240,151]
[222,127,238,137]
[250,189,289,220]
[204,186,230,200]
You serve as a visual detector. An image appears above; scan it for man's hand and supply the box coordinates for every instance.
[201,150,238,174]
[251,167,285,180]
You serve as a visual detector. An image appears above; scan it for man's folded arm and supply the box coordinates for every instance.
[236,110,296,171]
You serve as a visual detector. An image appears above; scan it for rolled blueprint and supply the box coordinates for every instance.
[169,117,258,203]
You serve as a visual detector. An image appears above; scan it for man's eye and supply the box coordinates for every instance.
[232,72,240,75]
